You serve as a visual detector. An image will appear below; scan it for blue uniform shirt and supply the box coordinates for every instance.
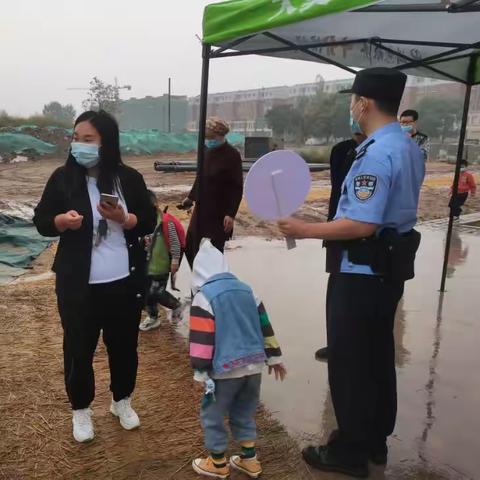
[334,122,425,274]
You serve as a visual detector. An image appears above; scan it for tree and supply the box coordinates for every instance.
[42,102,76,124]
[82,77,121,115]
[265,93,351,145]
[265,104,299,138]
[415,95,463,140]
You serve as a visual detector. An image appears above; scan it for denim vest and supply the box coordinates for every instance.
[200,272,266,375]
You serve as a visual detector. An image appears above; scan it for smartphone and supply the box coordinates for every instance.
[100,193,119,207]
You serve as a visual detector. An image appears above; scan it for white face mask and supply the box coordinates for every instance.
[71,142,100,169]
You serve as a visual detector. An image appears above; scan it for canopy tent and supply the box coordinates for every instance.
[196,0,480,291]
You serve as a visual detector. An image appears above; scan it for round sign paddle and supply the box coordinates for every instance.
[244,150,311,249]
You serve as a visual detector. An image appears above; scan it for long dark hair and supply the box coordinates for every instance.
[65,110,123,195]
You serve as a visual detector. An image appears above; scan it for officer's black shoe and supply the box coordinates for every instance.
[369,443,388,465]
[302,445,369,478]
[314,347,329,362]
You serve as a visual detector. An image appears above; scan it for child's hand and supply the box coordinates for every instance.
[171,261,179,274]
[268,363,287,381]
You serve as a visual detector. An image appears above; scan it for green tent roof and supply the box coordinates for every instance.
[203,0,480,84]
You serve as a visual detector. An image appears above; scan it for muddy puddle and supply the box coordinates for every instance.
[172,227,479,479]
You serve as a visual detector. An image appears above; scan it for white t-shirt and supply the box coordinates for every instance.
[87,177,130,284]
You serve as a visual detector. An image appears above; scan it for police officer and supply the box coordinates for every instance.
[279,68,425,478]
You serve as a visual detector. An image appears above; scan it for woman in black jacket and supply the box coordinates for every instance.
[34,110,156,443]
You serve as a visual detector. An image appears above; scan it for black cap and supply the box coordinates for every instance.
[340,67,407,103]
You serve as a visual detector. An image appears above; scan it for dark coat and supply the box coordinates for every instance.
[33,164,156,301]
[188,142,243,240]
[325,139,358,272]
[327,139,358,221]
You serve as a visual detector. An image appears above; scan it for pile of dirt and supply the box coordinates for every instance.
[0,276,310,480]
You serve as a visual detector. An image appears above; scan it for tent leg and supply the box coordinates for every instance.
[197,44,211,184]
[439,83,472,292]
[192,43,211,256]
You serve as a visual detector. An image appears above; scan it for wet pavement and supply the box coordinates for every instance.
[177,223,480,479]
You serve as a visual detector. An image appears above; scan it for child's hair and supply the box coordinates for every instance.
[461,159,468,167]
[147,189,158,207]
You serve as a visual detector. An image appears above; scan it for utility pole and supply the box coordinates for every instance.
[168,77,172,133]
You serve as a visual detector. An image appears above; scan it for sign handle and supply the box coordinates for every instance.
[271,170,297,250]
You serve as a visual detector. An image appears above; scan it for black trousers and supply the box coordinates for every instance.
[57,278,142,410]
[449,192,468,217]
[145,274,180,318]
[326,273,404,463]
[185,229,226,268]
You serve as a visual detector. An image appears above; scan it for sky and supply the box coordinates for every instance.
[1,0,350,116]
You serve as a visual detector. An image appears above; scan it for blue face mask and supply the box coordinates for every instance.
[71,142,100,169]
[349,112,362,134]
[205,139,224,149]
[401,125,414,134]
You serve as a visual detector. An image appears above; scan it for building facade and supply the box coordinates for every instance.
[188,75,480,140]
[120,95,188,132]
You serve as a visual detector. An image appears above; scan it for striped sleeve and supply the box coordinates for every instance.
[167,220,182,262]
[189,291,215,372]
[256,298,282,363]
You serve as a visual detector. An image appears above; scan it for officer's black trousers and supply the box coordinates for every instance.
[326,273,404,462]
[57,278,143,410]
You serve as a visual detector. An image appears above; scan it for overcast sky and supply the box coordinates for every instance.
[2,0,350,116]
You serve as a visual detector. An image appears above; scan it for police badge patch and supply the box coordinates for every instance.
[354,174,377,201]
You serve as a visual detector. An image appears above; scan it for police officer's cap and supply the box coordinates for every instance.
[340,67,407,103]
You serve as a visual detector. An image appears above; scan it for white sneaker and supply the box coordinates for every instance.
[72,408,94,443]
[139,316,161,331]
[110,397,140,430]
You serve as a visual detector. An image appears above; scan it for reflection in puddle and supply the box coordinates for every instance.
[174,228,480,479]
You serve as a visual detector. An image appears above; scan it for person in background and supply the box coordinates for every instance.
[400,109,430,161]
[180,117,243,268]
[33,110,156,443]
[315,127,367,362]
[189,240,286,479]
[139,191,186,331]
[449,160,477,220]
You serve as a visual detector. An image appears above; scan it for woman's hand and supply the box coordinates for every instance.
[224,215,234,233]
[97,202,127,224]
[268,363,287,382]
[54,210,84,232]
[177,197,194,211]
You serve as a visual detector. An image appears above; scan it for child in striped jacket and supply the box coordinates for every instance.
[189,239,286,479]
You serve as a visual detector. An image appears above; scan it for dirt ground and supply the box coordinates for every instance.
[1,156,479,238]
[0,270,309,480]
[1,155,479,479]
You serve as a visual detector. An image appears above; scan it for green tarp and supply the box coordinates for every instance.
[0,214,51,283]
[0,133,56,156]
[0,129,245,157]
[119,131,244,155]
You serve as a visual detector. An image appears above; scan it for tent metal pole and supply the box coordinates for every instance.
[194,43,211,254]
[372,41,467,84]
[398,42,480,70]
[439,59,475,292]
